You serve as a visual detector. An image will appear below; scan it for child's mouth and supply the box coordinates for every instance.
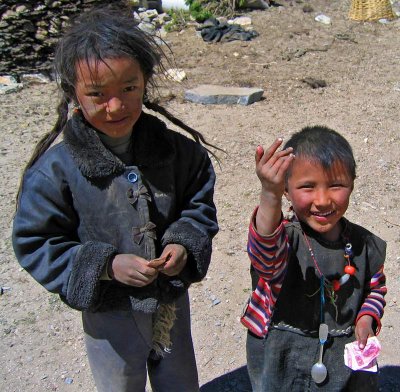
[312,211,333,216]
[311,211,334,221]
[108,117,128,124]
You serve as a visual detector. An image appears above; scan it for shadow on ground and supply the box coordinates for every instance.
[379,365,400,391]
[199,364,400,392]
[200,366,252,392]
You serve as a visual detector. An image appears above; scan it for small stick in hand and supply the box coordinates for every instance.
[148,253,171,270]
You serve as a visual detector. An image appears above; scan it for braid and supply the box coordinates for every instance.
[144,100,224,164]
[25,98,69,170]
[16,98,69,209]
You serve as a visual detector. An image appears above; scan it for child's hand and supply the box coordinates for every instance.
[355,315,375,349]
[109,254,159,287]
[254,138,294,236]
[158,244,187,276]
[255,138,294,200]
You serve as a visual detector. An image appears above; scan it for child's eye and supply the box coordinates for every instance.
[124,85,137,92]
[299,184,314,189]
[86,91,103,97]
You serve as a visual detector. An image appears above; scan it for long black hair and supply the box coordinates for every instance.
[22,5,222,176]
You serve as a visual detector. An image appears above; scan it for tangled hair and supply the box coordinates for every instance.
[283,126,356,180]
[54,6,164,102]
[21,5,222,182]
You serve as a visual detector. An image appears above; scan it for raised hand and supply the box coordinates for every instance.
[109,254,159,287]
[255,138,294,198]
[255,138,294,235]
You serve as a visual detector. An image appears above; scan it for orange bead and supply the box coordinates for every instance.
[344,265,356,276]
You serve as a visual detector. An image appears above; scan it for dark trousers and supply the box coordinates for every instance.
[246,330,378,392]
[82,292,199,392]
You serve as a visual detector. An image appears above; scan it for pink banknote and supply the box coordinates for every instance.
[344,336,381,372]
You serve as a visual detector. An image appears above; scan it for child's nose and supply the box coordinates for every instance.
[314,189,330,206]
[106,97,124,113]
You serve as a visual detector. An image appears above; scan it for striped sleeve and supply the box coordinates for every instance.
[247,209,289,282]
[356,265,387,334]
[241,207,289,337]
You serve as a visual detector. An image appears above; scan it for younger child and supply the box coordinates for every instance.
[12,6,219,392]
[241,126,386,391]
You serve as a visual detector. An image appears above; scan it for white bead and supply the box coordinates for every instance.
[339,273,350,285]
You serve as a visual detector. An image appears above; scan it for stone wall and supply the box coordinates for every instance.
[0,0,131,75]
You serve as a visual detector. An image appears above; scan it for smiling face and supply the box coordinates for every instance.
[285,157,354,242]
[74,57,146,138]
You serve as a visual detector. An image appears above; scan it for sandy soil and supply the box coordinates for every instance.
[1,1,399,391]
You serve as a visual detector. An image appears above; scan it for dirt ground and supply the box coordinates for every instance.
[1,1,400,391]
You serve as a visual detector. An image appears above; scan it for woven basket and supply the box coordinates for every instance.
[349,0,396,21]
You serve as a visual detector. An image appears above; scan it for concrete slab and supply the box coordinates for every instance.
[184,84,264,106]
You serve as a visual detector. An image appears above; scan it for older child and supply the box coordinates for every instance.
[241,126,386,391]
[12,6,219,392]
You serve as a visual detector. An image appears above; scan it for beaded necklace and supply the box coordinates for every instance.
[302,231,355,323]
[302,229,356,384]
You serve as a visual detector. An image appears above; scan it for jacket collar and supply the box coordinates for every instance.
[63,111,174,179]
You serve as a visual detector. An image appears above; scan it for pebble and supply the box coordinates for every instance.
[212,298,221,306]
[315,14,331,25]
[164,68,186,83]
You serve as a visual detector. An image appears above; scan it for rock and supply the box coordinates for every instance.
[315,14,331,25]
[0,75,23,94]
[164,68,187,83]
[185,85,264,106]
[228,16,253,27]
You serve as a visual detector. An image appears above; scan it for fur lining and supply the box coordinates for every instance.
[63,113,125,178]
[63,111,175,179]
[66,241,117,310]
[162,220,212,282]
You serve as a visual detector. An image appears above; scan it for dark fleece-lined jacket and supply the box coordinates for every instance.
[12,111,218,313]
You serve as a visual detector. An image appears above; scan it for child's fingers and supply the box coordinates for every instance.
[274,152,295,177]
[257,138,284,165]
[130,270,159,286]
[355,315,374,350]
[148,256,168,269]
[255,145,264,164]
[357,335,368,350]
[256,139,294,171]
[257,149,294,181]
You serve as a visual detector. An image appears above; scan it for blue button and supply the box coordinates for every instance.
[127,172,138,183]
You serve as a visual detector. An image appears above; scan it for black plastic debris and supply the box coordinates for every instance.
[199,18,258,43]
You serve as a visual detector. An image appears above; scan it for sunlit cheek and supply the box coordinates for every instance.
[337,192,351,209]
[81,101,104,118]
[291,193,311,213]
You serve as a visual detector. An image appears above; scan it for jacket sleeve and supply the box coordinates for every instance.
[248,207,289,283]
[355,235,387,334]
[355,266,387,334]
[240,207,289,337]
[161,142,218,283]
[12,166,117,311]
